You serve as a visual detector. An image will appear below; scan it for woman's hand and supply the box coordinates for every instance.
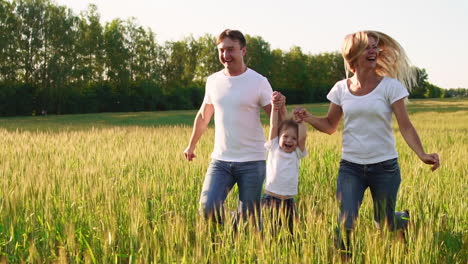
[293,107,310,122]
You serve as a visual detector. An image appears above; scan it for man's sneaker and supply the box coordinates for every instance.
[334,227,352,260]
[396,210,410,243]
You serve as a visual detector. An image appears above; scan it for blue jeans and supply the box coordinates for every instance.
[261,194,296,234]
[199,159,266,226]
[336,158,408,231]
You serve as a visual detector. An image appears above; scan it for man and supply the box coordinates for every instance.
[184,29,285,226]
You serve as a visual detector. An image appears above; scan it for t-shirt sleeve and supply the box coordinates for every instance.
[295,148,308,159]
[387,79,409,104]
[265,137,279,151]
[259,77,273,107]
[203,75,213,104]
[326,82,342,106]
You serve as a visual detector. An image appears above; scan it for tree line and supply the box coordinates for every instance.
[0,0,457,117]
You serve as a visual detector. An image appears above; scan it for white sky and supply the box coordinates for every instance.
[54,0,468,89]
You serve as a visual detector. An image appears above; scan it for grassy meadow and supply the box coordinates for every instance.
[0,98,467,263]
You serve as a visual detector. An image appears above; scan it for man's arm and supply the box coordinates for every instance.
[184,103,214,161]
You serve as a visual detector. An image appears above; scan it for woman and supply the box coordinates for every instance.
[295,30,439,253]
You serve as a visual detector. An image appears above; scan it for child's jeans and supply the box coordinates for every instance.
[261,193,296,234]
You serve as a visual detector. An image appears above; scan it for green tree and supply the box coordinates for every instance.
[268,49,287,91]
[307,52,345,101]
[0,0,21,82]
[42,3,78,114]
[282,46,308,103]
[245,35,273,77]
[15,0,49,84]
[193,34,219,83]
[76,4,105,83]
[410,67,428,98]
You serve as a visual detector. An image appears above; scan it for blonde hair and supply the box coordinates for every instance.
[341,30,416,91]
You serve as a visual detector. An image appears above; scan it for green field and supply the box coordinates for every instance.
[0,98,467,263]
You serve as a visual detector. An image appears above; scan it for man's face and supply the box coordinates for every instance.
[217,37,246,73]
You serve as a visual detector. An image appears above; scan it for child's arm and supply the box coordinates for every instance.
[269,97,279,141]
[297,121,307,152]
[269,91,284,140]
[294,110,307,152]
[271,91,286,125]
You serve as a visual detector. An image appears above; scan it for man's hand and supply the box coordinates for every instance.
[419,153,440,171]
[184,146,196,161]
[271,91,285,110]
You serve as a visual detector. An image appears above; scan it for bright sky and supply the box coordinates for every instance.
[55,0,468,89]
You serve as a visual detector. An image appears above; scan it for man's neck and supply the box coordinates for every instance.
[224,64,247,77]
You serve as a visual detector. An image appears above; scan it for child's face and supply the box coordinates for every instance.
[279,127,298,153]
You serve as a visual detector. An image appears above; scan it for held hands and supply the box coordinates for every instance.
[420,153,440,171]
[293,107,310,123]
[271,91,285,110]
[183,146,196,161]
[293,111,303,123]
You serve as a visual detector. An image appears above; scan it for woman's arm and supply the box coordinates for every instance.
[295,103,343,135]
[392,98,440,171]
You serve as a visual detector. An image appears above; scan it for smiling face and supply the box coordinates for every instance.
[279,126,298,153]
[354,36,379,71]
[217,37,246,76]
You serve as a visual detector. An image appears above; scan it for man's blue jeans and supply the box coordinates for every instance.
[336,158,408,231]
[199,159,266,226]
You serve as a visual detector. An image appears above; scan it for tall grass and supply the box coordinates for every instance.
[0,99,466,263]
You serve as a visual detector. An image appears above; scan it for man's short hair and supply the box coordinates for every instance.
[217,29,246,48]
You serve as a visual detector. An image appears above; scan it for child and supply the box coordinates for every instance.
[262,91,307,234]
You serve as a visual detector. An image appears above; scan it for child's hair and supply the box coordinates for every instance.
[278,119,298,137]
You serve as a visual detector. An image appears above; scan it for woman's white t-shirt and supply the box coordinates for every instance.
[327,77,409,164]
[264,137,307,196]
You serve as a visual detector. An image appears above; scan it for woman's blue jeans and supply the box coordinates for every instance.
[336,158,408,231]
[199,159,266,227]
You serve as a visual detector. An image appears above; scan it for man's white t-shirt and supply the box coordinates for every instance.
[204,68,273,162]
[327,77,409,164]
[264,138,307,196]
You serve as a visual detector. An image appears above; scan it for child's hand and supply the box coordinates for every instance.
[271,91,285,110]
[293,113,303,123]
[293,107,308,122]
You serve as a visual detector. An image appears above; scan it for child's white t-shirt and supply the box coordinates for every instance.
[264,137,307,196]
[327,77,409,164]
[204,68,273,162]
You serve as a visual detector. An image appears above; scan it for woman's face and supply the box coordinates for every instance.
[354,36,379,71]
